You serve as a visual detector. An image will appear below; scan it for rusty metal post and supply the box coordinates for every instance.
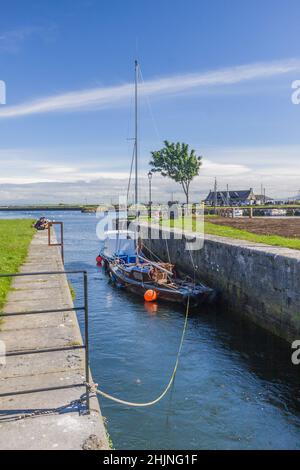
[47,221,64,265]
[60,222,64,264]
[48,222,51,246]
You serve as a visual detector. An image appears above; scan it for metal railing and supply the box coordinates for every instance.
[0,270,90,413]
[48,221,64,264]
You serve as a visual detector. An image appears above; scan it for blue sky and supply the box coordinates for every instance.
[0,0,300,203]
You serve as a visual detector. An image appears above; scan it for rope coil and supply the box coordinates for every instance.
[85,297,190,407]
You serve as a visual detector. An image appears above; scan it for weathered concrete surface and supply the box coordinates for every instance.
[0,230,109,450]
[140,223,300,343]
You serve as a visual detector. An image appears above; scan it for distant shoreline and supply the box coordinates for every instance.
[0,205,102,212]
[0,206,83,211]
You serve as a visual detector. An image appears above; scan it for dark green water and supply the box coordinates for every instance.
[2,211,300,449]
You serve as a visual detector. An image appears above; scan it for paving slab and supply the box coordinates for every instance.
[0,229,109,450]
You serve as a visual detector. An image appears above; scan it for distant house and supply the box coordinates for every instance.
[204,188,256,206]
[254,194,273,205]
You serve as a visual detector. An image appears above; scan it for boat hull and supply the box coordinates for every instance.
[107,263,213,306]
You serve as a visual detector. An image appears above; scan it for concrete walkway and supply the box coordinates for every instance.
[0,230,109,450]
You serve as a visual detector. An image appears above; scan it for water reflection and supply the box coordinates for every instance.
[144,301,159,316]
[1,210,300,449]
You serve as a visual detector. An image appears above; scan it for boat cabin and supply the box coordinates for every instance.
[102,230,136,262]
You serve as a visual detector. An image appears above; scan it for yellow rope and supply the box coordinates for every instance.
[86,297,190,407]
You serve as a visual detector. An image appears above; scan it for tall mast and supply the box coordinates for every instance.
[135,60,138,207]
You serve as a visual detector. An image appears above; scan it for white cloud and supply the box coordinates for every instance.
[0,58,300,118]
[0,148,135,184]
[0,26,57,53]
[201,159,251,176]
[0,145,300,202]
[0,27,38,53]
[201,145,300,166]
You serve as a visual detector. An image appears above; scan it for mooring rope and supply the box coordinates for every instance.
[85,297,190,407]
[7,298,190,418]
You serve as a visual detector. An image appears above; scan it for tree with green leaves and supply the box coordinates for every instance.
[149,141,202,205]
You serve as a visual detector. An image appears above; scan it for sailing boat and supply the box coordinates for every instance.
[97,61,213,306]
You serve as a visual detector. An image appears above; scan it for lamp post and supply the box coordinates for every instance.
[148,171,152,218]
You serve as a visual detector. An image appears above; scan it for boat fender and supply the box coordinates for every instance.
[96,255,103,265]
[144,289,157,302]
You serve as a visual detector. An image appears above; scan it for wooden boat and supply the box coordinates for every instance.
[107,256,213,306]
[97,61,214,306]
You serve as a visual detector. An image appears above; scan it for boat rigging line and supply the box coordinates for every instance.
[126,144,136,206]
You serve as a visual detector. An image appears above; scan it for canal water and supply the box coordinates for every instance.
[1,210,300,449]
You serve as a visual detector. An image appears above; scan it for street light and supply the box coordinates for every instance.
[148,171,152,218]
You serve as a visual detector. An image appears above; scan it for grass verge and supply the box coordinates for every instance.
[0,219,35,311]
[154,217,300,251]
[204,221,300,250]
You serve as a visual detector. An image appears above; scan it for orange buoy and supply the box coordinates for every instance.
[96,255,103,265]
[144,289,157,302]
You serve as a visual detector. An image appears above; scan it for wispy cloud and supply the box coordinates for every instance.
[0,27,37,53]
[0,58,299,118]
[0,25,58,54]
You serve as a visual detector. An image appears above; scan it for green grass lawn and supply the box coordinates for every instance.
[0,219,35,311]
[204,221,300,250]
[205,204,300,210]
[154,217,300,251]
